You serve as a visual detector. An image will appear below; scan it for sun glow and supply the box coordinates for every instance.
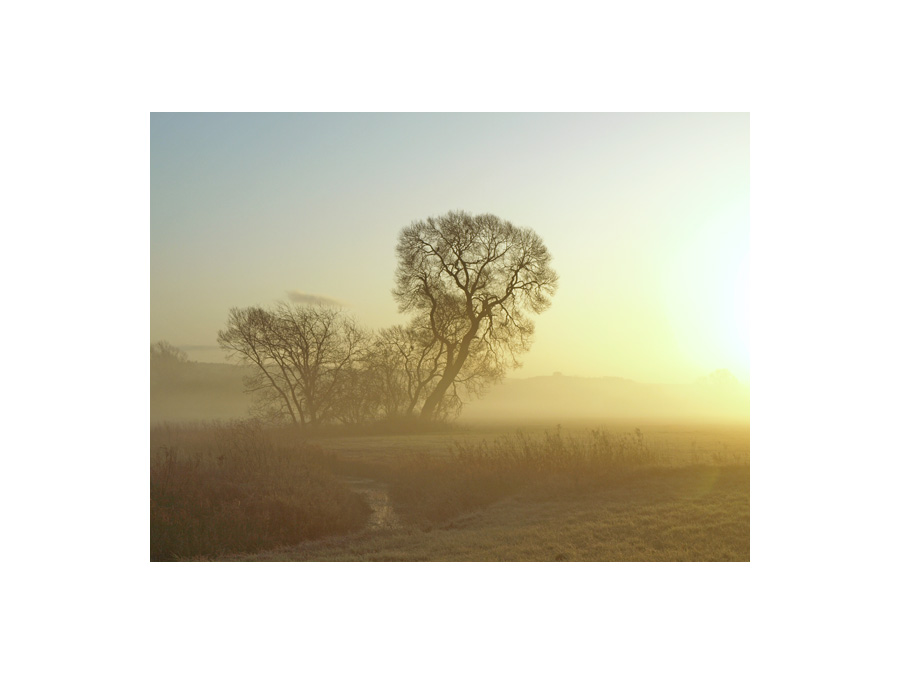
[663,205,749,383]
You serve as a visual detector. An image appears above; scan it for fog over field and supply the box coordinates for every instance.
[463,371,748,423]
[151,355,748,425]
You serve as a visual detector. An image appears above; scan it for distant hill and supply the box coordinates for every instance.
[460,370,750,423]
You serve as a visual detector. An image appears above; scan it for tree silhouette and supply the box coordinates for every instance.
[393,211,558,421]
[217,304,367,426]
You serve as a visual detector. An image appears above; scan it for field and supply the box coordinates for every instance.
[151,420,749,562]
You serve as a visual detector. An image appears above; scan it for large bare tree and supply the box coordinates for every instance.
[393,211,558,421]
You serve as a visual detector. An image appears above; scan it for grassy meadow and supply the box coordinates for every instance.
[151,420,749,561]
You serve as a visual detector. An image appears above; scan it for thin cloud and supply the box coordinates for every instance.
[286,291,345,306]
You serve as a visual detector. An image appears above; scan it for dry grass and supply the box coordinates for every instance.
[150,421,370,561]
[315,421,749,466]
[226,464,749,562]
[350,426,746,526]
[151,421,750,561]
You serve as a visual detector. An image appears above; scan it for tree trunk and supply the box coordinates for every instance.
[419,335,474,421]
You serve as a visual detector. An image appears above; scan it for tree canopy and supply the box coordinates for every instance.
[393,211,558,420]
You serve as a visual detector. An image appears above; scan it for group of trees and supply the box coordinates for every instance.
[217,211,558,427]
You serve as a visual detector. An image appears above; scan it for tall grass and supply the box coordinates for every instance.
[388,427,738,524]
[150,421,370,561]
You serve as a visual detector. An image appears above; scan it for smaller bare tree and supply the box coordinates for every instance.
[218,304,368,427]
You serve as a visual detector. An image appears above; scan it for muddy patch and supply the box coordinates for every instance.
[343,478,402,531]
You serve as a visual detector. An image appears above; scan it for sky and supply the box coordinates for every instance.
[151,113,749,384]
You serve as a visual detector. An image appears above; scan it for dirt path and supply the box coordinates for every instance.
[343,477,403,531]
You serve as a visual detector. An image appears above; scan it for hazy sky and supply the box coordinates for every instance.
[151,113,748,384]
